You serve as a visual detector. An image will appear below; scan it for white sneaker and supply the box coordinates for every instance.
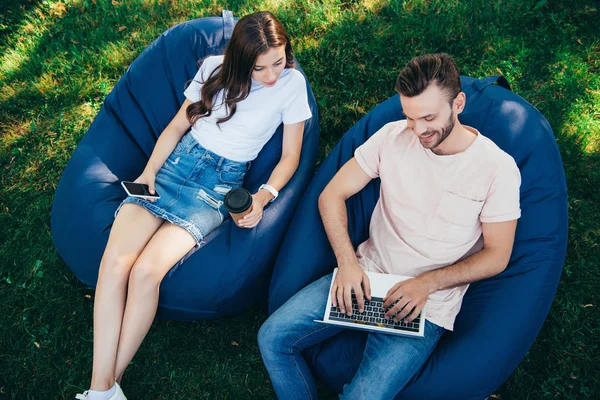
[112,382,127,400]
[75,382,127,400]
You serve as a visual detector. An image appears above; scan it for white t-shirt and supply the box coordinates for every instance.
[183,55,312,162]
[354,120,521,331]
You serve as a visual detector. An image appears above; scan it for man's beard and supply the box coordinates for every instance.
[420,111,455,154]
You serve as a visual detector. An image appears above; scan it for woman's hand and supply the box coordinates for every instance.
[238,191,271,228]
[134,168,157,202]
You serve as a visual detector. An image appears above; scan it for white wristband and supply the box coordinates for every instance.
[259,184,279,202]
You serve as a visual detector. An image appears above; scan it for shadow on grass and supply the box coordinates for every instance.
[0,0,45,41]
[0,0,598,399]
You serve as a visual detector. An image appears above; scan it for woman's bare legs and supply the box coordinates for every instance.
[113,222,196,382]
[90,203,164,390]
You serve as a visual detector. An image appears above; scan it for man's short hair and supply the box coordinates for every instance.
[395,53,461,103]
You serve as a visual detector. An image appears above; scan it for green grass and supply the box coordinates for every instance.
[1,0,599,398]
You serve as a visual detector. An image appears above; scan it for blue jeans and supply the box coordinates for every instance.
[258,273,445,400]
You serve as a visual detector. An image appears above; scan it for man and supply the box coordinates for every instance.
[258,53,521,400]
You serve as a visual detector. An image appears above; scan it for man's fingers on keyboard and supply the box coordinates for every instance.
[344,286,353,316]
[363,276,372,301]
[355,287,365,313]
[336,287,345,313]
[405,304,422,323]
[394,302,415,322]
[330,285,338,307]
[385,297,409,319]
[383,282,401,303]
[382,292,400,312]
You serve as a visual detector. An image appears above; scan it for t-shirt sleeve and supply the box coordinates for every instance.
[282,71,312,124]
[353,123,394,179]
[183,57,220,103]
[480,158,522,223]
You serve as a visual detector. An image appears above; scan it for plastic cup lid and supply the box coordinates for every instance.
[224,188,252,213]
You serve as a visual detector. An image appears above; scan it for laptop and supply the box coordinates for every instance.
[315,268,427,337]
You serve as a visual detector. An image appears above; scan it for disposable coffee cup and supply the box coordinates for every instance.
[224,188,253,227]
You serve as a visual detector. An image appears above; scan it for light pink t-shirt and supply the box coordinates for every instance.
[354,120,521,331]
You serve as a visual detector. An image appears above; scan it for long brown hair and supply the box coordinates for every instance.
[187,11,295,125]
[395,53,461,104]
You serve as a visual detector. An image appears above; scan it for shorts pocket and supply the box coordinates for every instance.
[218,167,245,185]
[174,142,186,155]
[173,133,197,155]
[161,150,185,173]
[437,190,484,227]
[197,189,225,224]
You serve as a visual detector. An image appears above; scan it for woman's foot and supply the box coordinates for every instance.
[75,382,127,400]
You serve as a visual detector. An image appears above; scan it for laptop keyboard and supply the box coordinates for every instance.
[329,294,422,333]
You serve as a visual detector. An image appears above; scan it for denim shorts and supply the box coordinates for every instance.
[116,133,250,245]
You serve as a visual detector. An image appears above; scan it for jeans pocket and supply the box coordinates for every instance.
[197,189,225,224]
[161,150,186,173]
[172,141,186,155]
[218,168,245,185]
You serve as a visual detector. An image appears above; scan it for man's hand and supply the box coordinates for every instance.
[331,262,371,316]
[382,276,435,323]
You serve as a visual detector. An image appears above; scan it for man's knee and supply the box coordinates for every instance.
[258,315,285,355]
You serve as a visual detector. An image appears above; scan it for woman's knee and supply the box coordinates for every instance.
[128,260,163,291]
[98,254,134,282]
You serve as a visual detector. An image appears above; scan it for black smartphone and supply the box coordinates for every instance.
[121,181,161,199]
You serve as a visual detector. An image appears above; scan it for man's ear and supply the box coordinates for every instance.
[454,92,467,114]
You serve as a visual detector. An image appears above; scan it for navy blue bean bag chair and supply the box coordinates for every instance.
[51,11,320,320]
[268,76,568,399]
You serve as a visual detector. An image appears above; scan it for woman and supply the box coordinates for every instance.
[76,11,311,400]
